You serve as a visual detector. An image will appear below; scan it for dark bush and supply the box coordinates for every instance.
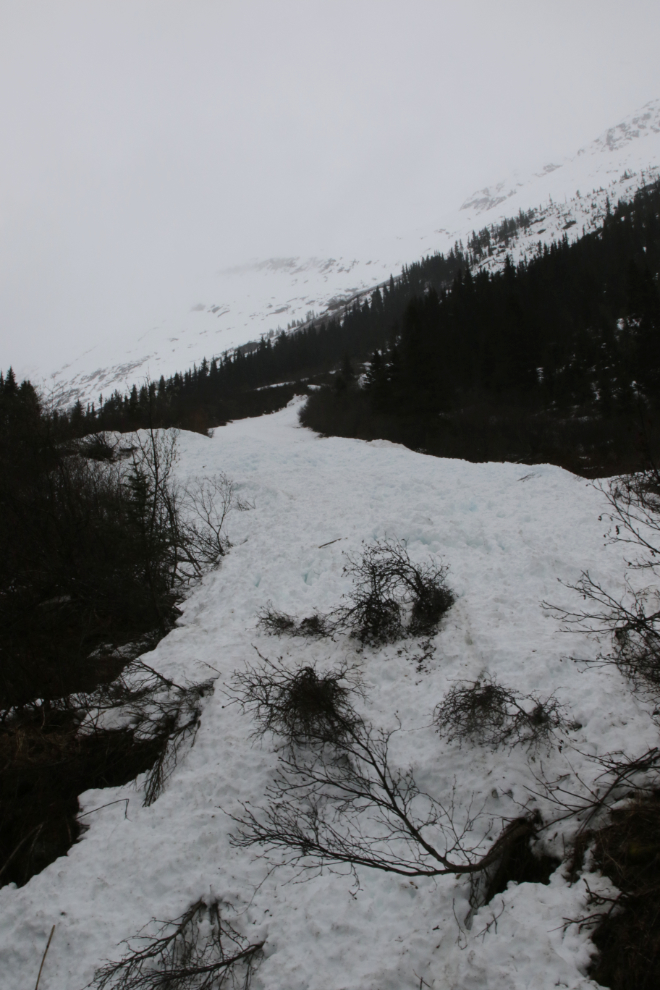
[336,540,454,643]
[231,653,359,745]
[0,661,214,889]
[0,708,163,889]
[0,377,240,888]
[546,467,660,695]
[87,661,215,807]
[434,677,574,750]
[258,540,453,646]
[584,793,660,990]
[257,605,329,638]
[232,713,541,884]
[76,432,135,462]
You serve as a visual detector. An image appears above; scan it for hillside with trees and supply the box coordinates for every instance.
[301,180,660,476]
[55,179,660,477]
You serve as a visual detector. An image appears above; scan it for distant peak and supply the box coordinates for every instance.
[582,98,660,155]
[460,96,660,216]
[459,178,523,214]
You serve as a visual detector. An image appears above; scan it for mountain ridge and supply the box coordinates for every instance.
[31,97,660,410]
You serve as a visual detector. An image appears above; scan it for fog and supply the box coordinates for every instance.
[1,0,659,377]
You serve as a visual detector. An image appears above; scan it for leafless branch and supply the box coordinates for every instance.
[88,899,264,990]
[231,718,536,880]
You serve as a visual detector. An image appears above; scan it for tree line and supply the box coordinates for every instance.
[55,246,469,435]
[302,180,660,475]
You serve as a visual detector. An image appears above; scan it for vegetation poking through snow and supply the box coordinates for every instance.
[81,659,216,807]
[583,793,660,990]
[546,461,660,986]
[257,606,329,638]
[89,899,264,990]
[230,652,360,746]
[533,746,660,988]
[259,540,453,645]
[548,465,660,694]
[232,714,539,882]
[335,539,454,642]
[434,677,575,751]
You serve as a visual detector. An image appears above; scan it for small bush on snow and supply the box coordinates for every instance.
[434,676,576,751]
[230,652,360,746]
[258,539,454,646]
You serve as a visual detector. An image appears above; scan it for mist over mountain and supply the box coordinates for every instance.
[29,98,660,411]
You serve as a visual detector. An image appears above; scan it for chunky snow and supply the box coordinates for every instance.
[33,98,660,409]
[1,399,654,989]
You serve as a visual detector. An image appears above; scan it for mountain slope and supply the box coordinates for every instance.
[36,98,660,409]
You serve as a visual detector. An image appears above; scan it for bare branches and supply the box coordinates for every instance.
[535,747,660,838]
[545,469,660,693]
[89,899,264,990]
[335,540,454,642]
[182,474,252,575]
[259,540,454,646]
[434,677,576,751]
[598,469,660,567]
[585,792,660,987]
[257,607,330,638]
[125,432,249,592]
[230,652,360,746]
[79,659,214,806]
[546,569,660,691]
[231,717,536,880]
[541,467,660,983]
[535,750,660,988]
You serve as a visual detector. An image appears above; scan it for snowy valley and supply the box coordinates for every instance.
[2,399,658,989]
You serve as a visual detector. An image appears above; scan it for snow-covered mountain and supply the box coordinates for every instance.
[30,98,660,409]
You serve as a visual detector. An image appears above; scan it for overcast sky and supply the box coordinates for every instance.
[1,0,659,376]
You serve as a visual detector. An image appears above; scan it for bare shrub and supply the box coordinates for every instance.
[0,659,214,890]
[257,606,329,638]
[123,431,249,594]
[231,715,538,882]
[0,396,243,888]
[296,613,329,636]
[258,540,453,646]
[0,707,165,890]
[182,473,252,574]
[81,660,215,806]
[334,540,454,643]
[585,793,660,989]
[335,540,454,642]
[434,677,574,751]
[77,432,123,461]
[536,749,660,990]
[89,898,264,990]
[230,652,359,745]
[551,571,660,692]
[540,466,660,981]
[546,467,660,694]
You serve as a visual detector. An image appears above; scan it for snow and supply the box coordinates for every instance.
[28,98,660,410]
[1,399,655,989]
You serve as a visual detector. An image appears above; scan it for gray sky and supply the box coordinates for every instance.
[1,0,659,375]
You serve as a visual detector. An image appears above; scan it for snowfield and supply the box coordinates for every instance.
[2,399,656,990]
